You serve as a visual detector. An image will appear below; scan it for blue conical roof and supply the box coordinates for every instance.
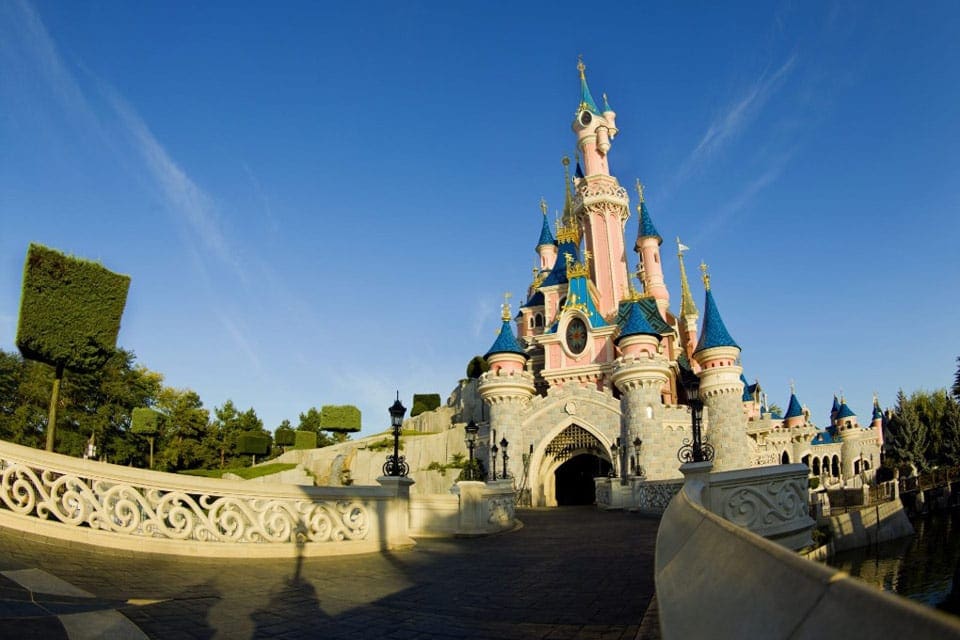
[831,395,840,414]
[638,201,662,245]
[740,374,753,402]
[872,400,883,421]
[541,240,580,287]
[485,319,526,358]
[694,289,739,353]
[616,302,660,344]
[837,402,856,420]
[579,71,601,115]
[537,215,556,247]
[785,393,804,419]
[575,161,584,179]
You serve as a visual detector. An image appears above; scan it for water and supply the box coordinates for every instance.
[826,508,960,616]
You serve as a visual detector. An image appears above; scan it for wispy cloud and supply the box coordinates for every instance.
[667,53,798,193]
[218,314,261,372]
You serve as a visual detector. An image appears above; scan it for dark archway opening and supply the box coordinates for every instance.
[555,454,611,506]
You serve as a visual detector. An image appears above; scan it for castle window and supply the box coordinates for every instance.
[645,405,653,419]
[535,314,543,328]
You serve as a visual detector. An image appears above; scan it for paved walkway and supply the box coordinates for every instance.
[0,507,660,639]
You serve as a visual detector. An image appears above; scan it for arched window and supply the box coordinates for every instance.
[812,457,821,475]
[802,454,810,469]
[832,456,840,477]
[535,313,544,328]
[781,451,790,464]
[645,405,653,419]
[854,459,861,475]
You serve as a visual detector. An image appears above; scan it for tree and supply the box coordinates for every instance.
[410,394,441,418]
[320,405,359,443]
[208,401,266,468]
[297,407,337,447]
[131,407,163,469]
[885,390,930,472]
[274,419,295,454]
[155,387,212,472]
[466,355,489,379]
[953,356,960,400]
[15,244,130,451]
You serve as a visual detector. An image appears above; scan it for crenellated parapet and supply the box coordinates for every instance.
[571,175,630,221]
[477,368,536,406]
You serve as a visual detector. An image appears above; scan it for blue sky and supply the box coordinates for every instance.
[1,1,958,437]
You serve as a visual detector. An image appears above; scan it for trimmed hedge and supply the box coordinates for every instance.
[131,407,163,435]
[294,430,317,450]
[16,244,130,372]
[320,404,361,432]
[275,426,296,447]
[238,431,271,456]
[410,393,441,418]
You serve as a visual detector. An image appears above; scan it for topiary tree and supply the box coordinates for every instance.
[238,430,271,465]
[294,430,317,450]
[320,404,360,440]
[16,244,130,451]
[274,420,295,454]
[131,407,164,470]
[410,394,441,418]
[466,355,489,379]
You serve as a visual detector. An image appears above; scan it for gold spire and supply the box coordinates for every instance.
[565,251,591,279]
[635,179,645,204]
[676,237,698,318]
[562,156,574,225]
[699,261,711,291]
[539,197,548,216]
[577,54,586,80]
[501,292,513,321]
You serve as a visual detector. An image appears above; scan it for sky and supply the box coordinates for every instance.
[1,1,959,437]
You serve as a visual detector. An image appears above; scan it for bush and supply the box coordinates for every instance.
[238,431,271,456]
[16,244,130,372]
[294,430,317,450]
[320,405,361,432]
[131,407,163,436]
[466,355,489,379]
[808,477,820,490]
[410,393,441,417]
[275,426,296,447]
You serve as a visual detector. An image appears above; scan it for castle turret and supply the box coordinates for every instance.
[783,385,805,430]
[570,59,630,318]
[634,183,670,318]
[676,238,699,362]
[693,264,752,471]
[535,197,558,272]
[479,298,536,477]
[836,397,859,480]
[871,394,884,449]
[611,302,671,479]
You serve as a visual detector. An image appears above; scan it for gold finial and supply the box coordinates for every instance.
[539,197,548,216]
[635,179,645,204]
[562,155,570,167]
[577,54,586,79]
[699,261,711,291]
[790,379,796,395]
[501,292,513,321]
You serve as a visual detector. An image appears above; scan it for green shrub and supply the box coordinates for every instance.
[410,393,441,417]
[131,407,163,436]
[294,430,317,450]
[466,355,489,379]
[808,477,820,490]
[275,426,296,447]
[320,405,361,432]
[16,244,130,372]
[367,437,402,452]
[238,431,271,456]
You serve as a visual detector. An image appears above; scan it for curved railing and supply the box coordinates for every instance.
[655,475,960,639]
[0,440,413,557]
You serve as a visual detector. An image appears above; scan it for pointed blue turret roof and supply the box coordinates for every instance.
[541,240,580,287]
[740,374,753,402]
[575,161,584,179]
[616,297,674,336]
[837,401,856,420]
[785,393,804,419]
[602,92,612,113]
[485,319,526,358]
[537,214,556,247]
[637,201,662,245]
[616,301,660,344]
[578,60,602,115]
[694,288,739,353]
[872,400,883,421]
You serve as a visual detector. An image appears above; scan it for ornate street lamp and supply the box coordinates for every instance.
[633,436,643,478]
[677,370,714,463]
[383,393,408,477]
[490,441,499,481]
[500,437,509,479]
[464,420,480,480]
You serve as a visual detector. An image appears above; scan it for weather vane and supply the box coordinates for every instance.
[699,261,710,290]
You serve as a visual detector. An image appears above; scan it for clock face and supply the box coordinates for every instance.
[579,110,592,127]
[565,318,588,354]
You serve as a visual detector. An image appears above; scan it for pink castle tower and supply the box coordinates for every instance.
[571,58,631,318]
[634,182,671,319]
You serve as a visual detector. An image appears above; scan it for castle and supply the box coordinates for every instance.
[473,60,883,508]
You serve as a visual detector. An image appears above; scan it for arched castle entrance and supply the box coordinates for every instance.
[531,423,613,507]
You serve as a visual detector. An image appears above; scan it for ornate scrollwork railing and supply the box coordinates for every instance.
[677,438,715,464]
[0,441,384,549]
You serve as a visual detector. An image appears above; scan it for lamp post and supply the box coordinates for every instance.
[633,436,643,478]
[500,437,509,479]
[490,441,498,481]
[610,440,619,477]
[677,372,714,463]
[383,393,408,477]
[464,420,479,480]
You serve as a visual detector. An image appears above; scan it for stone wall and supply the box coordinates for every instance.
[656,476,960,639]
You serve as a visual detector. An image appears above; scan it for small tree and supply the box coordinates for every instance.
[294,430,317,450]
[274,419,295,454]
[131,407,163,469]
[238,430,271,465]
[466,355,489,379]
[320,404,360,442]
[410,394,441,418]
[16,244,130,451]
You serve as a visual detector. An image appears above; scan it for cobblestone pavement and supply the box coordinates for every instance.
[0,507,660,639]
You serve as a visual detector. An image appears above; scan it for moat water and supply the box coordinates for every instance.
[827,508,960,617]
